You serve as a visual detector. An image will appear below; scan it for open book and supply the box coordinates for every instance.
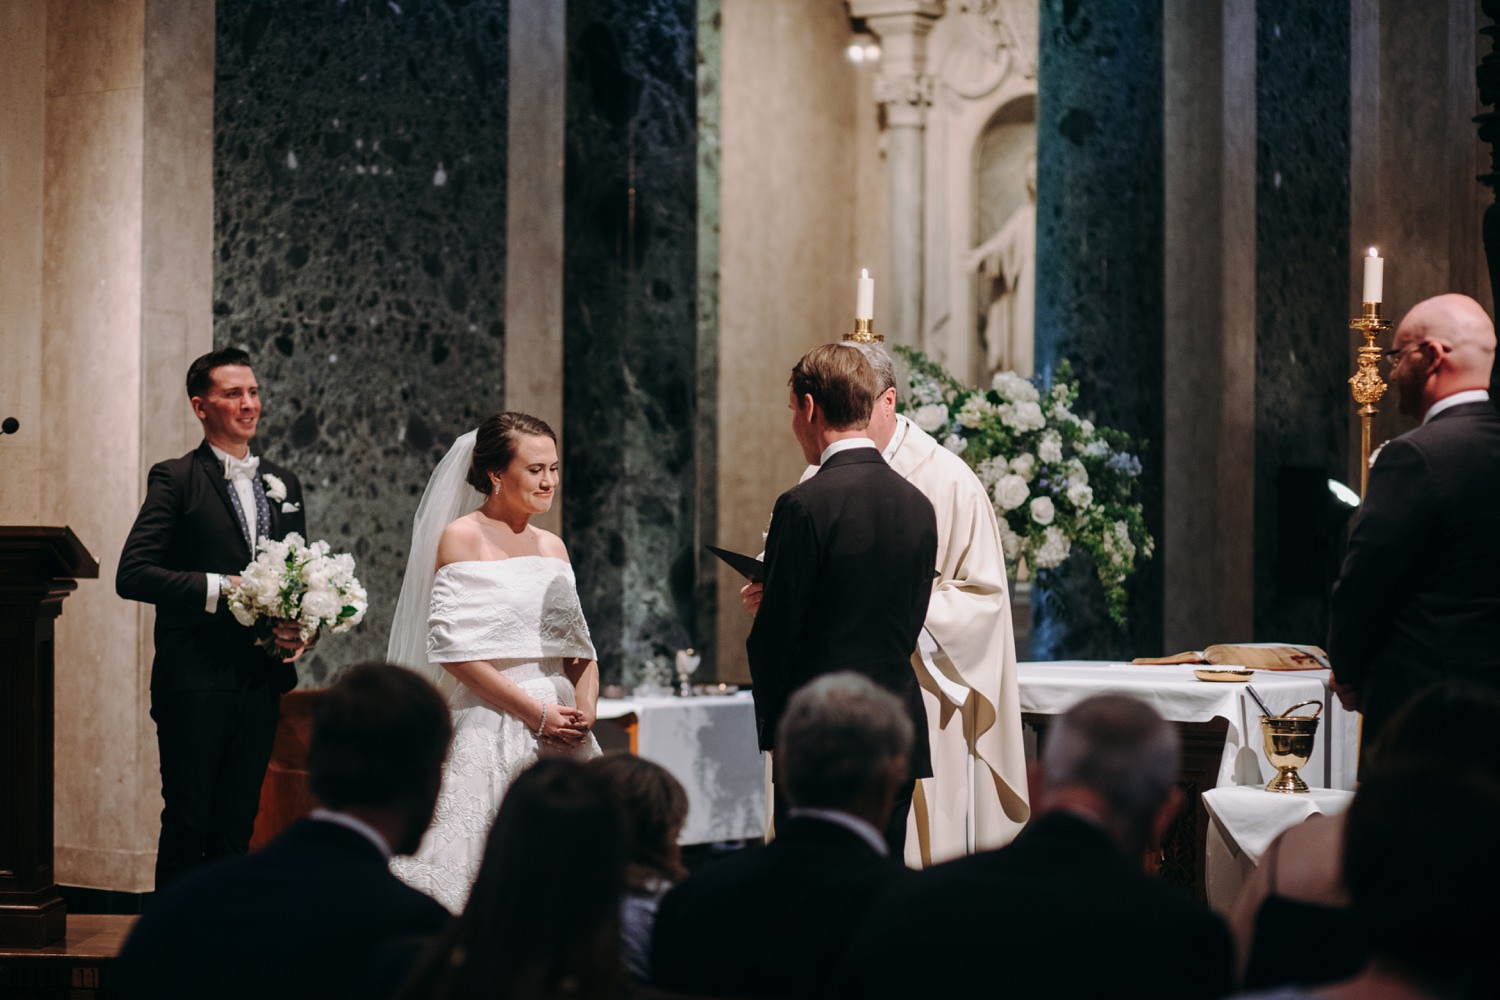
[1132,643,1328,671]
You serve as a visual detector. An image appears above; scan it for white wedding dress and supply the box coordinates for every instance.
[390,556,600,912]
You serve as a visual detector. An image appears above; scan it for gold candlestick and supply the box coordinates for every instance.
[1348,301,1391,498]
[843,318,883,344]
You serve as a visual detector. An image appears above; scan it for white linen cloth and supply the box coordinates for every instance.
[1016,661,1357,791]
[1201,786,1354,865]
[597,693,765,845]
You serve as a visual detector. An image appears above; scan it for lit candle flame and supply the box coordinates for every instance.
[1368,247,1378,257]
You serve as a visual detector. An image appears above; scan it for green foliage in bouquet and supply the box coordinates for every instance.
[896,347,1154,627]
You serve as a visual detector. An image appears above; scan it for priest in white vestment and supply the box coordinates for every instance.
[745,344,1030,865]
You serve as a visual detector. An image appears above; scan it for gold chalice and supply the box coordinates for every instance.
[1260,699,1322,793]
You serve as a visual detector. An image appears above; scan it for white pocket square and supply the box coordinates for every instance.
[281,501,301,513]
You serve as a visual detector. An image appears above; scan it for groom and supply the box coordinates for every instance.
[747,344,938,855]
[117,347,310,889]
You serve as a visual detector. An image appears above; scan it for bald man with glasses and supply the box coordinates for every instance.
[1329,293,1500,747]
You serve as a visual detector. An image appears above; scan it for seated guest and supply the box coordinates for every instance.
[1235,762,1500,999]
[117,662,455,1000]
[838,694,1233,1000]
[1230,679,1500,991]
[650,673,912,997]
[588,754,689,982]
[396,758,628,1000]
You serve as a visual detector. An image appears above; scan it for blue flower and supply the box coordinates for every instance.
[1105,452,1142,478]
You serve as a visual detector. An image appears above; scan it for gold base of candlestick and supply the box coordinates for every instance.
[844,318,883,343]
[1348,300,1392,498]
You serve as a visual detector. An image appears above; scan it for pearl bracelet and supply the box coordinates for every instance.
[535,702,548,740]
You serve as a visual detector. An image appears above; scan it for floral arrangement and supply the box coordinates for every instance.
[227,532,367,657]
[897,347,1153,626]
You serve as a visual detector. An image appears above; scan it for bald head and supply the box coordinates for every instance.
[1390,294,1496,418]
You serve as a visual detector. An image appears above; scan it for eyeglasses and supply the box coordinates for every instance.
[1382,343,1424,366]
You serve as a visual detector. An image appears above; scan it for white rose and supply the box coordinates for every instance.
[942,434,967,455]
[992,474,1030,511]
[913,403,949,433]
[1013,400,1046,432]
[957,396,991,429]
[1067,482,1094,509]
[262,473,287,502]
[1009,453,1036,481]
[1039,433,1063,464]
[1032,526,1072,569]
[998,521,1022,562]
[300,588,340,622]
[1030,495,1055,526]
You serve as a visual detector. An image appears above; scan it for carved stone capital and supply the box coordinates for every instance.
[873,72,935,111]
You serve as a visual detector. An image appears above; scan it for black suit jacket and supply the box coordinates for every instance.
[836,811,1234,999]
[117,819,450,1000]
[1328,401,1500,743]
[117,440,306,693]
[651,816,906,998]
[747,447,938,775]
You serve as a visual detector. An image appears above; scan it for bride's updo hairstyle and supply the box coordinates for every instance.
[465,411,557,495]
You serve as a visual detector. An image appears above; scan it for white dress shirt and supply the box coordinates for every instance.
[818,436,878,466]
[205,443,258,613]
[1424,388,1491,424]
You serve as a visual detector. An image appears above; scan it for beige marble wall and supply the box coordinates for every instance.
[42,0,153,892]
[0,0,215,892]
[0,2,47,522]
[715,0,871,681]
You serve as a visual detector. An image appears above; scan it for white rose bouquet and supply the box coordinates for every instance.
[227,532,368,657]
[896,347,1154,627]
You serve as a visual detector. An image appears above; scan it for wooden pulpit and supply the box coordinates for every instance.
[0,527,98,948]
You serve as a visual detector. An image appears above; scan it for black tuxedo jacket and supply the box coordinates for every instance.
[651,816,906,998]
[1329,401,1500,743]
[117,440,306,694]
[836,811,1234,999]
[118,818,450,1000]
[747,447,938,775]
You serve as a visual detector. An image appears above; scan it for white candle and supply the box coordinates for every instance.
[1362,247,1383,304]
[856,268,874,320]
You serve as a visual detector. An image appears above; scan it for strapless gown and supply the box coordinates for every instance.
[390,557,599,912]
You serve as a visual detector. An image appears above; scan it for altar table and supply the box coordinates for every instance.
[1016,661,1359,792]
[1018,661,1359,902]
[596,693,765,846]
[1201,786,1355,913]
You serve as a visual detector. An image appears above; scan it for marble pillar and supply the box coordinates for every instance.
[1034,0,1165,658]
[213,0,511,683]
[0,2,46,523]
[0,0,216,893]
[856,2,943,349]
[1161,0,1256,650]
[1252,1,1350,640]
[563,0,698,687]
[505,0,567,537]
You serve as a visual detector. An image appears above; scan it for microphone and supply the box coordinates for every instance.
[0,417,17,435]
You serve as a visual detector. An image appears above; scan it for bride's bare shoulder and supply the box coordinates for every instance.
[436,515,484,568]
[534,527,570,563]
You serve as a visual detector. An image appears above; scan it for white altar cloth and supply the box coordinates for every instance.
[1202,786,1355,865]
[1016,661,1359,792]
[597,693,765,845]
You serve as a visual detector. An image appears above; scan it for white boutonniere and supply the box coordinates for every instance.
[262,473,287,502]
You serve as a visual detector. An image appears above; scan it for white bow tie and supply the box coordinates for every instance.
[223,454,260,482]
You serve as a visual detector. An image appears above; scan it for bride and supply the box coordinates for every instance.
[388,412,601,912]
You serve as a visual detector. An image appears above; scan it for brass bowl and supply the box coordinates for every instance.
[1260,700,1322,793]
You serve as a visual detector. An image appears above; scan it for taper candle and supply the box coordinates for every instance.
[856,268,874,320]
